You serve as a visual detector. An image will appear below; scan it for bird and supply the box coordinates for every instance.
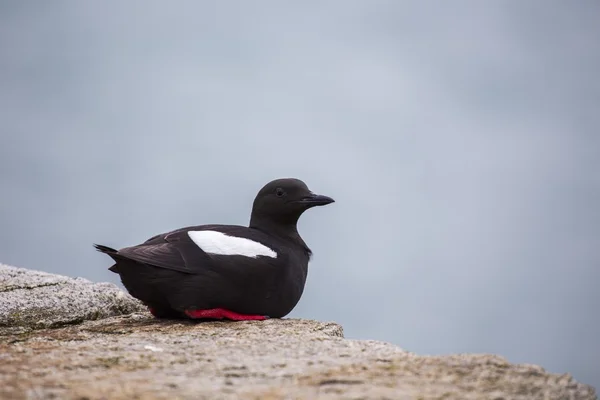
[94,178,334,321]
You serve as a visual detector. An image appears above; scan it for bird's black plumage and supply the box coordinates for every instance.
[94,178,334,320]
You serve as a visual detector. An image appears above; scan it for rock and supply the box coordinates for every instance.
[0,263,145,331]
[0,264,597,399]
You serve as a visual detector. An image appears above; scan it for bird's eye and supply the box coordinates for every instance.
[275,188,285,197]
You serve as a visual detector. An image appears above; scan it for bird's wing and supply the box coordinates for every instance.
[114,225,286,275]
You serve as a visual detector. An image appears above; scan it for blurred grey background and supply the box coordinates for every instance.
[1,0,599,389]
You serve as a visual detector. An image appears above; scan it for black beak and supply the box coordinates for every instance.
[298,193,335,207]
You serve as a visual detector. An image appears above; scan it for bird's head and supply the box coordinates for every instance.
[249,178,334,229]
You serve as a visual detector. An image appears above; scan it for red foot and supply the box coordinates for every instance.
[184,308,268,321]
[148,307,159,317]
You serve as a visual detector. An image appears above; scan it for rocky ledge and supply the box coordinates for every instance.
[0,264,596,400]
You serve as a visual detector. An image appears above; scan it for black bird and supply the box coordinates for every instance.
[94,178,334,321]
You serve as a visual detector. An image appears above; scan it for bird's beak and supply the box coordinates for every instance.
[298,193,335,207]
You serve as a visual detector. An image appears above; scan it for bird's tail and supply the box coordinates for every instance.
[93,244,121,272]
[93,243,118,254]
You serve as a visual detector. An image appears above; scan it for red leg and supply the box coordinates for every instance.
[184,308,268,321]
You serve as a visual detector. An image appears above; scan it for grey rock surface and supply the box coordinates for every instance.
[0,263,145,331]
[0,264,597,399]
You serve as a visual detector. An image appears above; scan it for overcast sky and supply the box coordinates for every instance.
[1,0,599,389]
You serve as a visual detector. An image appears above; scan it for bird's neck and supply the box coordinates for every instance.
[249,214,311,255]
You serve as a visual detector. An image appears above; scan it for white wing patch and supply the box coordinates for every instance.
[187,230,277,259]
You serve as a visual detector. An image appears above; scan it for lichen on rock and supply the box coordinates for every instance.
[0,263,597,399]
[0,263,145,332]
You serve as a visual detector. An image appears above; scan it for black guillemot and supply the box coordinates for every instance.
[94,178,334,321]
